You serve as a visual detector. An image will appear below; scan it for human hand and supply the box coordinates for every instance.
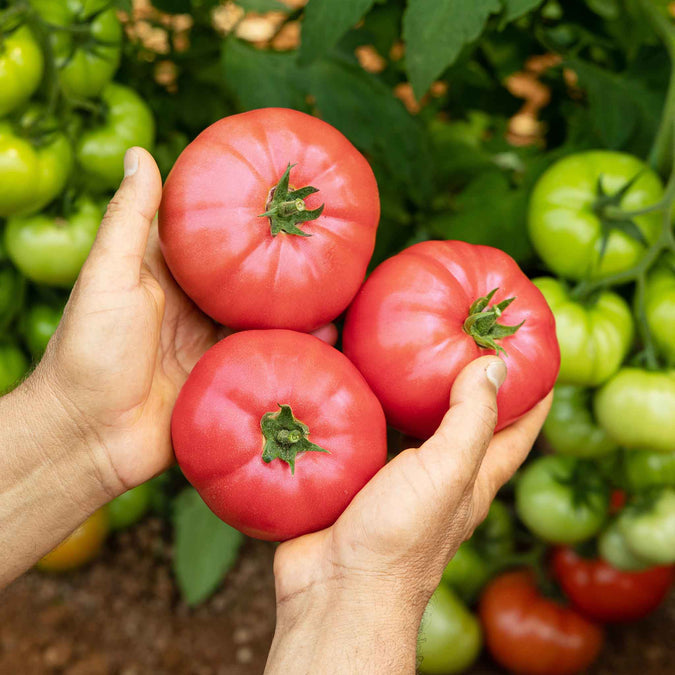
[266,356,552,674]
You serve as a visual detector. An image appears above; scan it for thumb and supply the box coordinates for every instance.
[82,147,162,287]
[417,356,507,487]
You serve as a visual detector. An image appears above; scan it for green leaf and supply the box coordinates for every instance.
[173,488,244,606]
[500,0,544,23]
[403,0,502,99]
[235,0,288,12]
[299,0,377,65]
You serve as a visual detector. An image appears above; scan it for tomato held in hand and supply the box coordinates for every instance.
[515,455,609,545]
[0,24,44,117]
[76,83,155,190]
[644,257,675,366]
[594,368,675,452]
[0,113,74,218]
[5,196,103,288]
[479,570,603,675]
[534,277,633,386]
[529,151,663,280]
[552,547,674,623]
[31,0,122,99]
[171,330,387,541]
[0,343,29,395]
[37,508,109,572]
[159,108,379,332]
[343,240,559,439]
[418,584,482,674]
[542,385,618,458]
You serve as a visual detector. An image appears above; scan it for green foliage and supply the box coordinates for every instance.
[173,488,244,606]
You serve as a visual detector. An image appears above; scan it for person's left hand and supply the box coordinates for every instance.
[34,147,220,497]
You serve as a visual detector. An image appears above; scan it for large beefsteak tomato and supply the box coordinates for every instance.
[171,330,387,541]
[158,108,379,332]
[342,240,559,438]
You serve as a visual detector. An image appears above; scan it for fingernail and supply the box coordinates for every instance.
[124,148,139,177]
[486,360,507,392]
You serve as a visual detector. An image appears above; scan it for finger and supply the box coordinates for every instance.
[416,356,507,487]
[473,391,553,500]
[83,147,162,287]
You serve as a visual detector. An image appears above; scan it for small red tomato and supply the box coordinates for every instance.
[343,240,560,439]
[171,330,387,541]
[552,547,675,623]
[159,108,379,332]
[479,570,603,675]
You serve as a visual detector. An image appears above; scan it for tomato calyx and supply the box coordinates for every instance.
[463,288,524,355]
[260,404,329,474]
[259,163,325,237]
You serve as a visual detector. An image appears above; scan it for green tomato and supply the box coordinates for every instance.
[76,83,155,190]
[644,257,675,366]
[473,499,515,559]
[441,543,491,605]
[418,584,482,675]
[0,24,44,117]
[0,343,29,395]
[0,115,74,218]
[108,483,153,531]
[598,520,651,572]
[30,0,122,99]
[529,152,663,280]
[619,489,675,566]
[515,455,609,545]
[23,301,64,358]
[534,277,633,386]
[595,368,675,453]
[543,385,618,458]
[622,449,675,492]
[0,265,25,330]
[5,196,103,288]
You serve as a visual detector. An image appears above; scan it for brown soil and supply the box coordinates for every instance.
[1,518,674,675]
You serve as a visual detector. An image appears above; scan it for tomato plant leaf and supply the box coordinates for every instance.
[235,0,289,12]
[299,0,377,65]
[173,488,244,606]
[403,0,502,99]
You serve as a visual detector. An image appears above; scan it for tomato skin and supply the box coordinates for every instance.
[23,301,64,358]
[442,543,491,603]
[418,585,482,674]
[159,108,379,332]
[528,151,663,280]
[37,509,109,572]
[598,520,653,572]
[171,330,387,541]
[0,118,74,218]
[343,240,559,439]
[552,547,674,623]
[543,385,618,458]
[480,570,603,675]
[644,258,675,366]
[76,83,155,190]
[5,196,103,288]
[108,483,153,531]
[515,455,609,545]
[0,343,29,395]
[594,368,675,453]
[31,0,122,99]
[534,277,633,386]
[623,450,675,491]
[0,24,44,117]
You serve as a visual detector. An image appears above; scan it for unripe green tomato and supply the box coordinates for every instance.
[108,483,153,531]
[598,520,651,572]
[23,302,64,358]
[0,24,44,116]
[5,196,103,288]
[622,449,675,491]
[534,277,633,387]
[418,584,482,675]
[441,543,491,604]
[542,385,618,458]
[76,83,156,190]
[619,489,675,566]
[644,258,675,366]
[0,343,29,395]
[594,368,675,453]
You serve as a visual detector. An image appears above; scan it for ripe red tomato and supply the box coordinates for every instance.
[343,241,560,438]
[159,108,379,332]
[171,330,387,541]
[552,547,675,623]
[479,570,603,675]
